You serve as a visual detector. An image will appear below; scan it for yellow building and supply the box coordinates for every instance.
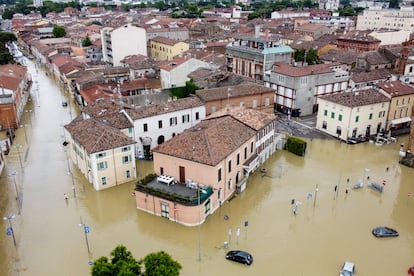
[150,36,189,61]
[379,81,414,135]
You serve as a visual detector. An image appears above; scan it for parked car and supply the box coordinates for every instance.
[368,182,383,193]
[340,261,355,276]
[225,250,253,265]
[408,266,414,276]
[372,226,399,237]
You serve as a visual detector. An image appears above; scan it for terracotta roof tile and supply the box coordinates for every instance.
[128,96,204,120]
[271,62,342,77]
[64,118,135,154]
[319,89,389,107]
[153,115,255,166]
[195,82,274,102]
[379,81,414,97]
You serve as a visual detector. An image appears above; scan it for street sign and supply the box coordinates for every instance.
[244,220,249,227]
[88,261,94,266]
[6,227,12,236]
[84,226,90,234]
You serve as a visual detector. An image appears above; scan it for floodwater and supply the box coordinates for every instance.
[0,57,414,276]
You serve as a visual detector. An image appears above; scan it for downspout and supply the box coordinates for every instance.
[112,148,118,185]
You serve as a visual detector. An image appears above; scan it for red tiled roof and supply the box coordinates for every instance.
[319,89,389,107]
[153,115,256,166]
[271,62,341,77]
[196,82,274,102]
[379,81,414,97]
[64,117,135,154]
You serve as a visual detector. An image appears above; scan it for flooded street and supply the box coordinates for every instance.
[0,57,414,276]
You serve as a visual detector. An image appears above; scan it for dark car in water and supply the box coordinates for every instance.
[225,250,253,265]
[372,226,399,237]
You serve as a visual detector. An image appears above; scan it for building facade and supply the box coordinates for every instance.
[101,24,147,66]
[196,82,275,116]
[226,36,293,82]
[263,62,349,117]
[64,118,136,190]
[356,6,414,31]
[378,81,414,135]
[134,115,258,226]
[150,36,189,61]
[316,89,390,141]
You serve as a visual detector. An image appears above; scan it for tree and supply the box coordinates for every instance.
[142,251,182,276]
[389,0,400,9]
[2,9,14,19]
[82,35,92,47]
[52,25,66,38]
[306,48,320,65]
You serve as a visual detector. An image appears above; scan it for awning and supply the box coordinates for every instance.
[391,117,412,125]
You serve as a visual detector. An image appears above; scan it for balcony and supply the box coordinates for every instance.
[135,176,213,206]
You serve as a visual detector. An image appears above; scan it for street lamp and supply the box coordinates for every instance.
[363,168,370,185]
[79,217,91,254]
[62,137,76,199]
[3,215,16,247]
[197,186,207,261]
[19,124,28,144]
[8,172,21,215]
[313,184,319,208]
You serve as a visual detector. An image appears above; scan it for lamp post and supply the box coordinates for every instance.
[363,168,370,185]
[79,217,91,254]
[13,145,23,169]
[3,215,16,247]
[313,184,319,208]
[63,138,76,199]
[197,186,207,261]
[19,124,28,144]
[8,172,21,215]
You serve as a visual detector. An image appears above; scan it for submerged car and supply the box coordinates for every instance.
[408,266,414,276]
[225,250,253,265]
[368,182,383,193]
[372,226,399,237]
[340,261,355,276]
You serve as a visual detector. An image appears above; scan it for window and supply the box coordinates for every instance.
[250,141,254,153]
[355,116,359,123]
[237,153,240,165]
[143,123,148,132]
[122,155,131,164]
[128,127,133,134]
[195,112,199,120]
[169,117,177,126]
[98,161,108,171]
[161,202,169,218]
[126,170,131,178]
[322,121,327,129]
[253,99,257,108]
[121,146,130,152]
[324,110,327,116]
[211,106,216,113]
[369,113,373,120]
[101,176,107,185]
[96,152,106,159]
[244,147,247,159]
[228,160,232,173]
[240,101,244,107]
[338,114,342,121]
[218,168,222,182]
[182,114,190,123]
[158,120,162,129]
[331,112,335,119]
[160,167,164,175]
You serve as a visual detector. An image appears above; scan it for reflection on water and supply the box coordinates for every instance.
[1,136,412,276]
[1,58,414,276]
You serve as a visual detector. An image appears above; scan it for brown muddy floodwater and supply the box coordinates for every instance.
[0,57,414,276]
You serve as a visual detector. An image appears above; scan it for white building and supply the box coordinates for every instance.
[128,96,206,159]
[271,10,310,19]
[159,57,218,89]
[101,23,147,67]
[369,29,411,46]
[356,6,414,31]
[319,0,340,11]
[316,89,390,141]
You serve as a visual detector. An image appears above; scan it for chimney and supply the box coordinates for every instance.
[255,25,262,38]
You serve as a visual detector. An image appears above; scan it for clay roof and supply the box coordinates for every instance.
[350,69,391,83]
[318,89,389,107]
[64,117,135,154]
[150,36,182,46]
[207,106,276,130]
[128,96,204,120]
[0,64,27,90]
[153,115,256,166]
[320,49,358,65]
[196,82,274,102]
[379,81,414,97]
[81,98,133,129]
[270,62,341,77]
